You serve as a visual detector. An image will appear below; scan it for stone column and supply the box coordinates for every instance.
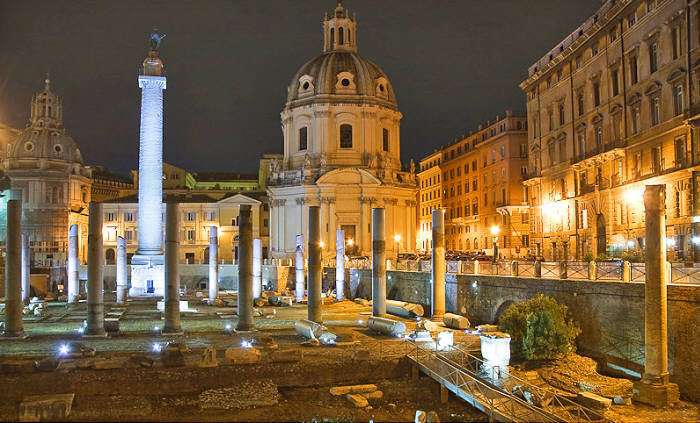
[253,238,262,298]
[236,205,254,331]
[634,185,679,406]
[431,209,446,320]
[208,226,218,303]
[164,200,181,333]
[21,234,30,302]
[295,235,305,302]
[67,224,79,303]
[4,199,24,337]
[359,198,367,254]
[86,202,105,336]
[372,208,386,317]
[116,236,127,304]
[134,71,166,264]
[336,229,345,301]
[307,206,322,323]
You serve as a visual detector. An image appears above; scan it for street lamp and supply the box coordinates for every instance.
[394,234,401,261]
[491,225,500,263]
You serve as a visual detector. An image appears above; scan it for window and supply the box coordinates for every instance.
[522,234,530,248]
[520,144,527,158]
[646,0,655,12]
[105,212,115,222]
[593,82,600,107]
[339,124,352,148]
[651,96,660,126]
[548,110,554,131]
[672,26,682,60]
[649,42,658,74]
[577,131,586,157]
[263,218,269,228]
[627,13,636,28]
[382,128,389,151]
[595,125,603,151]
[338,26,344,44]
[631,104,641,134]
[675,137,686,167]
[577,92,584,116]
[472,179,478,191]
[611,69,619,97]
[187,230,195,241]
[629,56,638,85]
[522,212,529,224]
[575,55,583,69]
[472,161,477,171]
[500,145,505,160]
[558,103,565,126]
[473,203,478,215]
[609,29,617,43]
[187,212,195,221]
[298,127,308,151]
[125,230,133,241]
[124,212,133,222]
[673,85,684,116]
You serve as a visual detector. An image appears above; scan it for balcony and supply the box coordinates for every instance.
[572,139,626,164]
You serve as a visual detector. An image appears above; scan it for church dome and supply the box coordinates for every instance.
[286,51,397,109]
[6,77,83,165]
[285,1,397,110]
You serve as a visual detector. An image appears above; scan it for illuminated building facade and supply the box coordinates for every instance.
[418,112,529,257]
[267,2,417,260]
[0,78,92,267]
[417,151,442,251]
[521,0,700,261]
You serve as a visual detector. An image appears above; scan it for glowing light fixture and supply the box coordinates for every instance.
[346,238,354,246]
[58,344,69,355]
[490,225,500,236]
[152,343,162,353]
[394,234,401,242]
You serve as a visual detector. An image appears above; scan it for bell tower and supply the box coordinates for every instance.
[323,1,357,53]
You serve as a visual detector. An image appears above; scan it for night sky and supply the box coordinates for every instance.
[0,1,599,174]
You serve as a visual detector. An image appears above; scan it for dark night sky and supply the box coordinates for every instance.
[0,1,599,174]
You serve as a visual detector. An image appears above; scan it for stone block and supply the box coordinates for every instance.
[224,347,261,364]
[19,393,74,422]
[352,349,370,361]
[330,384,378,396]
[632,380,680,408]
[93,359,123,370]
[362,390,383,400]
[345,393,369,408]
[269,349,301,363]
[128,355,154,368]
[198,345,218,368]
[576,391,612,410]
[35,357,61,372]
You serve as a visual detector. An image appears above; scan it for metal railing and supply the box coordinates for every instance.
[567,261,589,279]
[669,262,700,284]
[408,342,608,423]
[596,262,622,281]
[541,262,559,278]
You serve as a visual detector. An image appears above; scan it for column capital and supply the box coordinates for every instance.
[296,198,306,205]
[138,75,167,90]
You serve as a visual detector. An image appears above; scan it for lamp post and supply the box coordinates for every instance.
[491,225,500,263]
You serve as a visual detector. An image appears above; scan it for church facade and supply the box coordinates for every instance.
[0,78,92,267]
[267,2,418,260]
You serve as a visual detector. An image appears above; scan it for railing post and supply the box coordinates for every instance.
[510,260,518,277]
[666,261,672,283]
[559,261,568,279]
[534,260,541,277]
[622,260,631,282]
[589,261,596,280]
[474,260,480,275]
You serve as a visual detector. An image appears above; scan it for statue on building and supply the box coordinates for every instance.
[269,158,280,174]
[319,153,327,170]
[149,29,166,51]
[368,153,378,169]
[409,159,415,175]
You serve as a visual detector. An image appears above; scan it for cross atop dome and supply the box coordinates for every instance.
[323,1,357,53]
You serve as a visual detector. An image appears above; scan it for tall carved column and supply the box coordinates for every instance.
[237,205,255,331]
[634,185,680,406]
[164,200,182,334]
[307,206,323,323]
[371,208,387,317]
[67,224,79,303]
[431,208,446,320]
[86,202,105,337]
[4,199,24,338]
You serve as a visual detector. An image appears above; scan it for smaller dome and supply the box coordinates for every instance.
[5,78,83,165]
[7,128,82,164]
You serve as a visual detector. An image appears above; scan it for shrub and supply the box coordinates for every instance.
[498,294,581,361]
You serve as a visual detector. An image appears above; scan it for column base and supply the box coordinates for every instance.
[82,331,108,338]
[235,326,256,333]
[162,329,184,336]
[1,332,29,340]
[633,377,680,407]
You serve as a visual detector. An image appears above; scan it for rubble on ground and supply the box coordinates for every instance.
[199,379,279,409]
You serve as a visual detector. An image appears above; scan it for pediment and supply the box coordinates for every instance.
[316,168,381,185]
[218,193,261,205]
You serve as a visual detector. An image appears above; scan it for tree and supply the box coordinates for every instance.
[498,294,581,360]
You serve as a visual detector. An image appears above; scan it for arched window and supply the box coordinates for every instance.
[348,29,351,44]
[382,128,389,152]
[339,27,344,44]
[330,28,334,47]
[474,238,479,250]
[298,127,308,151]
[340,124,353,148]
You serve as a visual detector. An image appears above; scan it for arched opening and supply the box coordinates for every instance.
[596,213,607,256]
[203,247,210,264]
[330,28,334,47]
[105,248,116,265]
[338,27,344,44]
[348,29,351,44]
[493,300,516,324]
[339,124,353,148]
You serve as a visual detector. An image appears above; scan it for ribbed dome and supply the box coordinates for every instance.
[5,77,83,165]
[286,51,398,109]
[7,127,82,164]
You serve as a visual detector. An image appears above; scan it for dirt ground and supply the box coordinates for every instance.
[0,298,486,422]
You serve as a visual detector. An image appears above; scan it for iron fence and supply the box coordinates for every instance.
[517,261,536,277]
[541,262,559,278]
[567,261,589,279]
[596,262,622,281]
[631,263,645,282]
[669,263,700,284]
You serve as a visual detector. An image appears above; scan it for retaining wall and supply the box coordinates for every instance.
[340,268,700,402]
